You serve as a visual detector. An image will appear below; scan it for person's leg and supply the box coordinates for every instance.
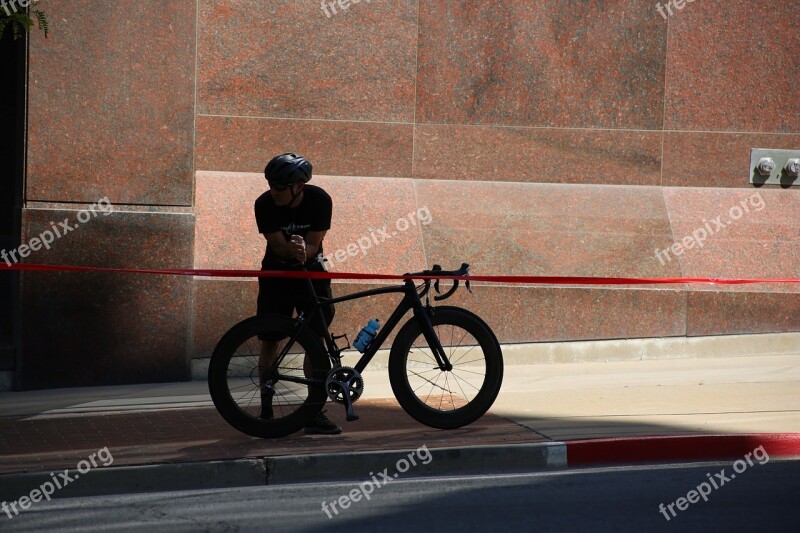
[301,277,335,379]
[259,340,280,390]
[256,275,293,420]
[258,340,281,420]
[300,278,341,434]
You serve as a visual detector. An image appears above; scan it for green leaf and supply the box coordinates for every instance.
[1,7,49,40]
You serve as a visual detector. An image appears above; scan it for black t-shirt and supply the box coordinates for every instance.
[254,184,332,268]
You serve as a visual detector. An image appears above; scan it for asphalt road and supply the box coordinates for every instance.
[5,460,799,532]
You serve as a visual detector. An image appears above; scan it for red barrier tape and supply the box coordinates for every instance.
[1,263,799,285]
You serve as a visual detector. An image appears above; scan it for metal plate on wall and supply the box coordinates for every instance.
[750,148,800,186]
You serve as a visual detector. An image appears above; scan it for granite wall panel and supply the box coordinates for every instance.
[26,0,196,205]
[662,187,800,292]
[665,0,800,133]
[687,291,800,337]
[413,125,663,186]
[195,117,414,178]
[663,133,800,188]
[416,0,667,129]
[197,0,418,121]
[19,207,194,389]
[413,180,682,279]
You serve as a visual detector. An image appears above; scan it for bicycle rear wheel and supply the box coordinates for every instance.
[388,307,503,429]
[208,314,330,438]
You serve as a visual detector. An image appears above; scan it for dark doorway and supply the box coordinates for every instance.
[0,30,25,374]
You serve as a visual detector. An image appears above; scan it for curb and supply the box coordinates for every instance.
[1,435,799,500]
[0,442,567,500]
[566,433,800,466]
[0,459,267,500]
[266,442,566,484]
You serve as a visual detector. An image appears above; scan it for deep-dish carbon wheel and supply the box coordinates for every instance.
[208,314,330,438]
[388,307,503,429]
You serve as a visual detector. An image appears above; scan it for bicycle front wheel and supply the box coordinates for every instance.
[388,307,503,429]
[208,314,330,438]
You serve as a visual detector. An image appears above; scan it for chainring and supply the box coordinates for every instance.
[325,366,364,404]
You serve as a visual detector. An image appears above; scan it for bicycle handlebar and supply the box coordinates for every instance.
[406,263,471,302]
[267,258,472,301]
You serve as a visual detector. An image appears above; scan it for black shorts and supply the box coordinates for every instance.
[257,261,335,341]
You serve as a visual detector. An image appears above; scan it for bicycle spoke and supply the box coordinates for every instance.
[410,368,452,394]
[275,384,306,404]
[399,313,498,417]
[422,373,439,405]
[410,346,436,362]
[410,367,441,374]
[449,371,482,392]
[449,367,486,377]
[449,343,479,365]
[441,373,453,410]
[408,358,438,366]
[450,371,472,401]
[228,382,259,392]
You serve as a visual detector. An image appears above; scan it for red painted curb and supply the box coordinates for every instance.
[566,433,800,466]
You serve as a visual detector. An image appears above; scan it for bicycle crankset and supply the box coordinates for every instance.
[325,366,364,422]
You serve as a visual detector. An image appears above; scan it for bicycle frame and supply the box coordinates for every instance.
[270,275,449,383]
[306,278,452,372]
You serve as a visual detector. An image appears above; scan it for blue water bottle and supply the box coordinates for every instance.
[353,319,380,353]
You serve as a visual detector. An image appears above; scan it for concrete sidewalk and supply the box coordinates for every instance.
[0,354,799,497]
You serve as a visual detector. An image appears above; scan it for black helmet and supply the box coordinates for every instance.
[264,153,312,187]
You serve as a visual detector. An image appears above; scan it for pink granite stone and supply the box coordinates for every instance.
[662,187,800,293]
[687,291,800,336]
[27,0,196,205]
[194,172,266,271]
[197,0,417,121]
[19,207,194,389]
[413,180,681,280]
[193,279,258,358]
[416,0,667,129]
[663,132,800,188]
[665,0,800,132]
[438,285,687,343]
[194,173,426,275]
[195,116,414,177]
[414,124,662,185]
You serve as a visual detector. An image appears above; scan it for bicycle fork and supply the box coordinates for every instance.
[413,301,452,371]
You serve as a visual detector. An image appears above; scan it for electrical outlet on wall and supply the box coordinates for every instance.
[750,148,800,186]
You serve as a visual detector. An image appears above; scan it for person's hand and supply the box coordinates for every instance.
[289,235,307,263]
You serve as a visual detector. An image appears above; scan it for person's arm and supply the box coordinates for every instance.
[264,232,306,262]
[264,230,327,263]
[305,189,332,261]
[304,230,327,258]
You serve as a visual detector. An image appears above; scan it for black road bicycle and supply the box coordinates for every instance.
[208,262,504,438]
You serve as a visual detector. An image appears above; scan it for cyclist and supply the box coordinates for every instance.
[255,153,341,435]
